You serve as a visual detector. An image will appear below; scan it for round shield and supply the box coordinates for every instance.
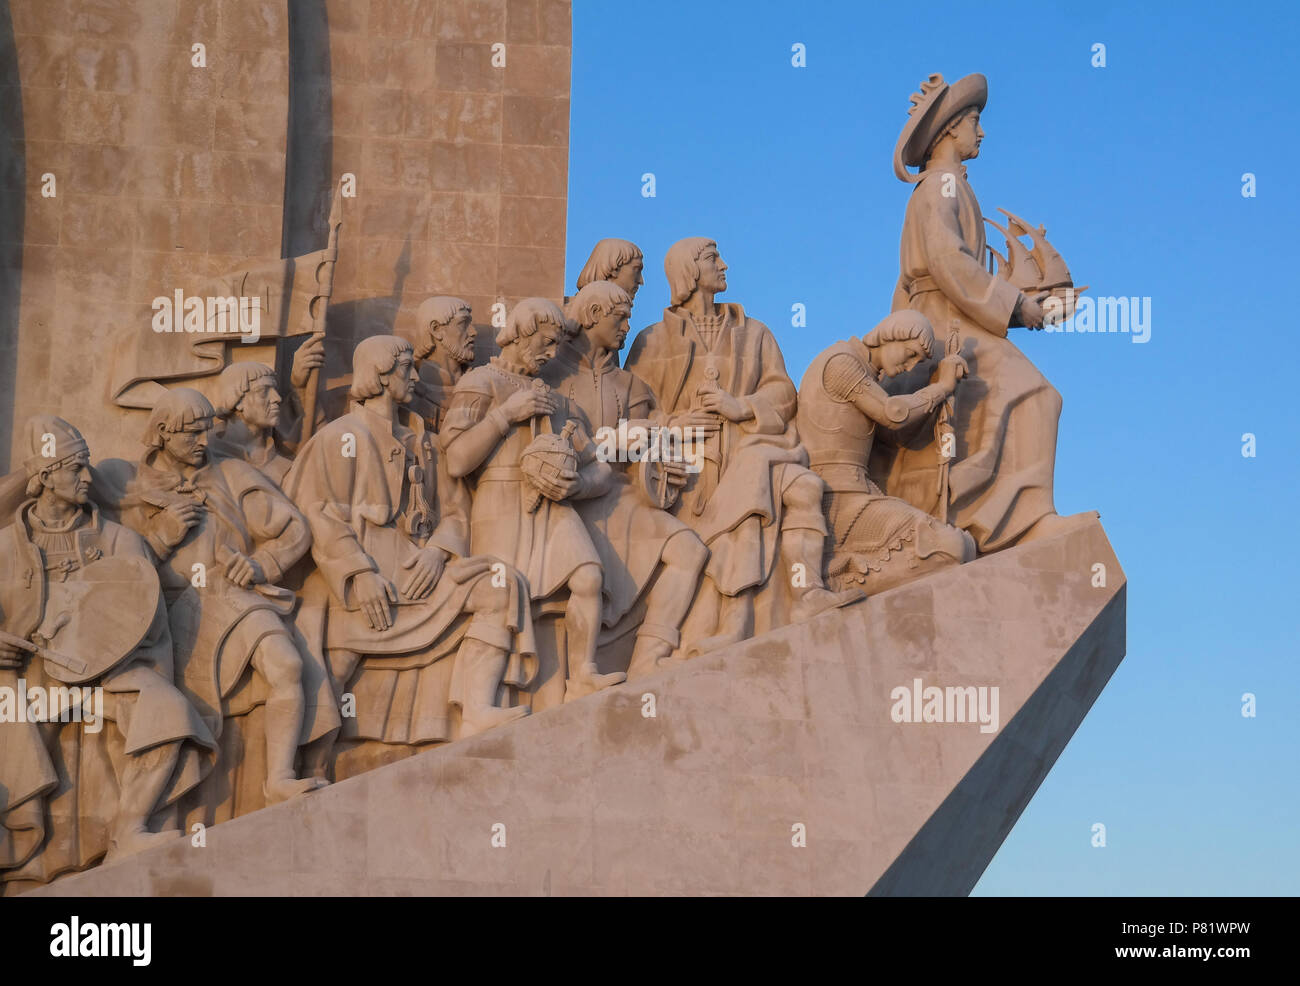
[35,554,161,684]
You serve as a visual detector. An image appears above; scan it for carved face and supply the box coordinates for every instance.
[589,308,630,353]
[873,340,928,378]
[612,258,644,300]
[435,312,477,364]
[41,451,92,506]
[383,350,418,404]
[512,320,564,374]
[695,246,727,295]
[952,109,983,160]
[240,377,282,430]
[160,419,211,467]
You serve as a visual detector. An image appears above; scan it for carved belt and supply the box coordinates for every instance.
[906,275,939,296]
[479,466,524,482]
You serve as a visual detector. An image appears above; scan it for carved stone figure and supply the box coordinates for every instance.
[283,335,535,746]
[211,362,297,487]
[544,280,709,678]
[877,72,1082,550]
[0,416,216,893]
[120,389,336,814]
[798,312,976,594]
[442,299,625,701]
[625,238,860,650]
[409,296,477,433]
[576,238,645,301]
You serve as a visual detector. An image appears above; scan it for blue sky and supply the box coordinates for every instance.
[566,0,1300,895]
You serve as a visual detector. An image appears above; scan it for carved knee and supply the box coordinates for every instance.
[256,634,303,691]
[567,563,602,600]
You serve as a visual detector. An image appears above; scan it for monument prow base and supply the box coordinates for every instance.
[30,516,1124,897]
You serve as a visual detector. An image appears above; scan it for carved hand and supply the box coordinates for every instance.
[353,571,397,632]
[1016,291,1050,331]
[291,334,325,389]
[670,409,721,437]
[400,546,447,600]
[223,551,265,588]
[0,640,26,670]
[533,466,581,501]
[158,499,203,547]
[696,384,749,422]
[937,353,969,391]
[500,387,557,423]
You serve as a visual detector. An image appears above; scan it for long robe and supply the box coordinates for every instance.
[872,165,1062,551]
[0,502,215,893]
[625,303,818,597]
[283,404,535,747]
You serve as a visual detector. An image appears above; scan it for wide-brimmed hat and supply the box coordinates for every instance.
[893,72,987,181]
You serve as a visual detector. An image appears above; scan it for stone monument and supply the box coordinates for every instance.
[0,2,1122,897]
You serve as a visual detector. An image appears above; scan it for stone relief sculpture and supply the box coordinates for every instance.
[799,311,976,593]
[624,237,861,651]
[873,72,1085,550]
[545,280,708,678]
[119,390,336,817]
[576,238,646,302]
[0,63,1087,893]
[0,417,216,891]
[409,296,477,434]
[441,299,625,701]
[283,335,535,755]
[210,362,298,487]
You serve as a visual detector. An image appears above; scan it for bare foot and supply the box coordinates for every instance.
[264,775,330,805]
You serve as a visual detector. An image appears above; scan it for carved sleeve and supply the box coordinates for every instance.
[740,322,798,434]
[915,178,1019,336]
[439,386,510,479]
[238,485,312,585]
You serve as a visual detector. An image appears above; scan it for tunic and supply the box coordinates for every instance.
[542,343,700,625]
[441,360,605,601]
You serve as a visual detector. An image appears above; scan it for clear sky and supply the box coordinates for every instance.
[565,0,1300,895]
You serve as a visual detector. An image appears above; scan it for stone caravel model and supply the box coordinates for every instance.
[0,54,1120,897]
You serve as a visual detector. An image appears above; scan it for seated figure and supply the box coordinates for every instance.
[441,299,626,702]
[544,281,709,678]
[283,336,536,745]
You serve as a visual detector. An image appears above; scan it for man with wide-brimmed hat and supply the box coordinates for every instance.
[875,72,1080,551]
[0,415,216,893]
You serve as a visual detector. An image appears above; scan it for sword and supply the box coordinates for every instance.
[0,628,88,675]
[934,326,961,525]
